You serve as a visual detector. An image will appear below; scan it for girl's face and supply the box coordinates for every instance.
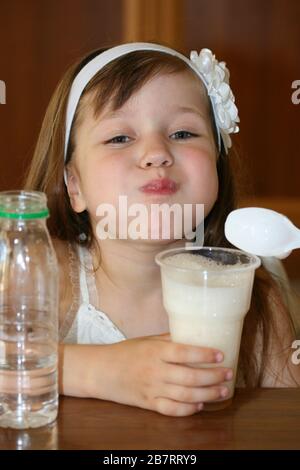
[67,70,219,242]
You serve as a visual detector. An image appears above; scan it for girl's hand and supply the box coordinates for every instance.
[90,333,233,417]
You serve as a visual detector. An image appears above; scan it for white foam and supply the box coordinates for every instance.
[164,253,244,271]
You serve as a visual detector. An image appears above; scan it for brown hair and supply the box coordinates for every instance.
[24,44,297,387]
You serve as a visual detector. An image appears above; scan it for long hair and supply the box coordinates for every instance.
[24,44,297,387]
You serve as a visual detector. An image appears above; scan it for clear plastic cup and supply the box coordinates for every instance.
[155,246,261,410]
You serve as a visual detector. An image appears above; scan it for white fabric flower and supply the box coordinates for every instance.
[190,49,240,152]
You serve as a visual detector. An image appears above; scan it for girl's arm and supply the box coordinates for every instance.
[58,343,107,398]
[58,335,234,417]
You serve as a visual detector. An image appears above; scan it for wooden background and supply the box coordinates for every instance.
[0,0,299,280]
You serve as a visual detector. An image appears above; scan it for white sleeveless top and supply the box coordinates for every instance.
[60,244,126,344]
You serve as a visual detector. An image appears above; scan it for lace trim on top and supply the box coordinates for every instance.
[81,244,99,308]
[58,242,81,342]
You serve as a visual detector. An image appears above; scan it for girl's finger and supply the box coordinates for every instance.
[153,397,202,417]
[152,333,171,341]
[162,342,223,364]
[165,363,232,387]
[159,383,229,404]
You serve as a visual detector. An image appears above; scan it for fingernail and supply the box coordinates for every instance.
[220,387,229,398]
[215,352,223,362]
[225,370,233,380]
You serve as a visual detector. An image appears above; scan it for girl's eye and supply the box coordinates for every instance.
[106,135,130,144]
[106,131,198,144]
[171,130,198,140]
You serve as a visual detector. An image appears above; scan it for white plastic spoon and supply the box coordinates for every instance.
[224,207,300,259]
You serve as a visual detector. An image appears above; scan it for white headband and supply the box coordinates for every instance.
[64,42,239,174]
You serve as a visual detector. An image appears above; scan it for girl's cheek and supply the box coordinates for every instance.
[184,151,217,181]
[189,158,218,202]
[179,146,215,172]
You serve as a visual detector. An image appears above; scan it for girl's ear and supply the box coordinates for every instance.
[65,166,87,213]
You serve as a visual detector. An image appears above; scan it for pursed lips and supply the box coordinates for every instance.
[139,178,179,195]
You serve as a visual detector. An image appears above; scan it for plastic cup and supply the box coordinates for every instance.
[155,246,261,410]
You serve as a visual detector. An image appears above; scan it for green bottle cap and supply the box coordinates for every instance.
[0,190,50,219]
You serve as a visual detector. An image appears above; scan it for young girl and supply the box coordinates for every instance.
[24,42,299,417]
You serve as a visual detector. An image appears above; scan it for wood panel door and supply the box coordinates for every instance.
[0,0,123,190]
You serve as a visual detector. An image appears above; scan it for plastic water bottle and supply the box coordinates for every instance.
[0,190,58,428]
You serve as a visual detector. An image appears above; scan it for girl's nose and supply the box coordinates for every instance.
[139,142,174,169]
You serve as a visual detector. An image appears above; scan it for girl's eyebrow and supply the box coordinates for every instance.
[99,108,128,121]
[96,105,207,126]
[173,106,207,120]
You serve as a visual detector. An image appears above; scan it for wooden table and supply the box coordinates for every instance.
[0,389,299,450]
